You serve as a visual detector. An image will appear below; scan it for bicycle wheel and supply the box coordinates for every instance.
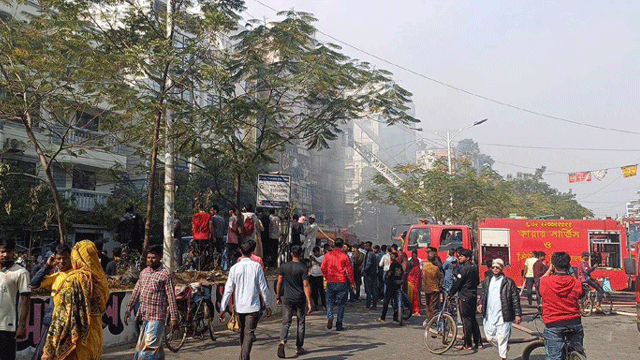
[600,292,613,315]
[424,314,457,354]
[165,311,187,352]
[568,350,587,360]
[579,298,593,317]
[204,299,216,341]
[522,340,546,360]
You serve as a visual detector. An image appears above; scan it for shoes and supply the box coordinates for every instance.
[376,318,385,323]
[327,318,333,329]
[296,347,306,355]
[336,325,344,331]
[277,343,285,358]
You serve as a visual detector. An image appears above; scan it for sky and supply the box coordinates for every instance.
[244,0,640,218]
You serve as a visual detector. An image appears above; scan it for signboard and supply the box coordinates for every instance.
[257,174,290,208]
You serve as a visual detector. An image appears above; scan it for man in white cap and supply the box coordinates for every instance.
[477,258,522,360]
[303,214,319,259]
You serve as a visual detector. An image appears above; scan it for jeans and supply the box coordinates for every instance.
[326,282,349,328]
[279,303,306,348]
[364,274,378,307]
[223,242,240,271]
[238,312,260,360]
[380,286,403,321]
[309,275,326,308]
[543,323,584,360]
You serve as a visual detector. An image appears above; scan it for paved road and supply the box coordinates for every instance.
[104,302,637,360]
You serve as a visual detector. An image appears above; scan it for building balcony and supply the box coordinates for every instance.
[62,189,111,211]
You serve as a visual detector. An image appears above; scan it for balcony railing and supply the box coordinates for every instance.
[61,189,111,211]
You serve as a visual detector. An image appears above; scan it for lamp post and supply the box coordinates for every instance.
[436,119,487,175]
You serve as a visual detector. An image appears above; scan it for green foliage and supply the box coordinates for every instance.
[184,10,417,210]
[367,161,592,225]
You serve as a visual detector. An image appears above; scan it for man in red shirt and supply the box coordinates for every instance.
[320,238,355,331]
[192,205,212,270]
[539,252,585,360]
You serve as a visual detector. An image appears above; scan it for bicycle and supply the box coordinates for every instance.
[521,311,586,360]
[423,289,458,354]
[165,282,216,352]
[579,278,613,316]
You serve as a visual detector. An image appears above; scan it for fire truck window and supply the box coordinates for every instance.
[481,246,510,266]
[408,229,431,248]
[588,233,621,269]
[440,229,462,248]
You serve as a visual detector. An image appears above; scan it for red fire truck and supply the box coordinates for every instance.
[400,219,473,263]
[478,218,630,290]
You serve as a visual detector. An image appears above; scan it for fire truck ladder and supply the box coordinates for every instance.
[351,119,404,188]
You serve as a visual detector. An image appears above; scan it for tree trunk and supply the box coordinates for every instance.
[234,172,244,237]
[21,116,66,243]
[143,109,163,254]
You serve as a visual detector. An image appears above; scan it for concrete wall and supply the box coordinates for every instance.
[17,279,280,360]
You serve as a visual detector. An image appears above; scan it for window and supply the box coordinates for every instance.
[588,231,622,269]
[479,228,510,265]
[72,169,96,190]
[407,228,431,248]
[439,228,464,251]
[75,111,100,131]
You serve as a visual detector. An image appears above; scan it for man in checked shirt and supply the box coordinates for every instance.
[125,245,179,360]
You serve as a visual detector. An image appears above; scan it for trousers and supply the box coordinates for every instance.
[279,303,306,348]
[238,312,260,360]
[459,297,482,348]
[309,275,326,308]
[326,282,349,328]
[364,274,378,308]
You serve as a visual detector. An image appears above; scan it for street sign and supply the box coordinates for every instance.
[257,174,290,208]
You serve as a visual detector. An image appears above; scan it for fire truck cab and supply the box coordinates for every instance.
[478,218,630,290]
[401,220,472,263]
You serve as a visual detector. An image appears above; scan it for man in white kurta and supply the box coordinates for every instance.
[483,259,512,360]
[303,215,318,259]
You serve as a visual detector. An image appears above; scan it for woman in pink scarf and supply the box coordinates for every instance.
[407,250,422,316]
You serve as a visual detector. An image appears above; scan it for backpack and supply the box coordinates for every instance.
[244,215,255,236]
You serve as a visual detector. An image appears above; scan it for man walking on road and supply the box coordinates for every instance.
[276,245,313,358]
[362,241,378,310]
[478,258,522,360]
[377,251,404,325]
[321,238,355,331]
[220,242,272,360]
[125,245,179,360]
[450,248,483,350]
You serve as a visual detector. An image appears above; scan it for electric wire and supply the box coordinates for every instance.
[250,0,640,136]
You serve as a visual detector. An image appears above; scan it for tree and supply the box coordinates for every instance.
[457,138,494,172]
[367,161,592,225]
[88,0,244,252]
[0,0,133,242]
[184,10,417,214]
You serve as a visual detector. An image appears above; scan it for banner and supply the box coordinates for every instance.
[591,169,607,181]
[568,172,592,183]
[257,174,291,208]
[621,164,638,178]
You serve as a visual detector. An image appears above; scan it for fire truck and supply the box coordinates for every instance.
[478,218,630,290]
[316,226,357,247]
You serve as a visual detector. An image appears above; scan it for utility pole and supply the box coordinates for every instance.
[163,0,175,272]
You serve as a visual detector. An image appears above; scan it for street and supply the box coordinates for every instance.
[103,303,638,359]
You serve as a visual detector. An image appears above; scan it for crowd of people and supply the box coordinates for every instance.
[0,202,595,360]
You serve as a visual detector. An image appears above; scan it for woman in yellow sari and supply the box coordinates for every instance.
[42,240,109,360]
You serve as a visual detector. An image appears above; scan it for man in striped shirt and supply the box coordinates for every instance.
[125,246,178,359]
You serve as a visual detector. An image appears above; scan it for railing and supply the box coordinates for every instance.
[61,189,111,211]
[50,127,125,155]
